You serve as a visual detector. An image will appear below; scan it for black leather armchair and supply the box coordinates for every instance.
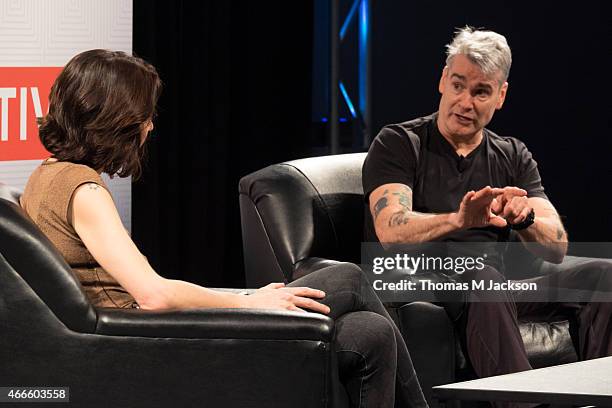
[239,153,578,407]
[0,184,348,408]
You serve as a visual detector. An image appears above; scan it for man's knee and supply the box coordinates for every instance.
[577,259,612,299]
[459,264,505,283]
[460,265,516,303]
[582,259,612,286]
[556,258,612,296]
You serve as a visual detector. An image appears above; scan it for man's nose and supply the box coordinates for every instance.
[457,92,474,110]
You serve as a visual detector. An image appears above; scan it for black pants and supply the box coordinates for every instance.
[456,256,612,408]
[289,263,429,408]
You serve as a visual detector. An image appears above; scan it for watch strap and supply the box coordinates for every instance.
[509,209,535,231]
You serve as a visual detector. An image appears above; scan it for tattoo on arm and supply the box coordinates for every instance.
[388,209,432,227]
[556,226,564,240]
[392,190,412,210]
[374,195,389,221]
[388,209,410,226]
[86,183,100,190]
[374,186,415,224]
[373,189,392,220]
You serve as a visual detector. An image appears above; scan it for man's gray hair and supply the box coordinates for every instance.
[445,26,512,82]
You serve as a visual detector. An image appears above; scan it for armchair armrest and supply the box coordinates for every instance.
[95,307,334,341]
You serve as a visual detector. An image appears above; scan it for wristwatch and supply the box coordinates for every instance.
[509,209,535,230]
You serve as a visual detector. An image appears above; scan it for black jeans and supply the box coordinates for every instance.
[289,263,428,408]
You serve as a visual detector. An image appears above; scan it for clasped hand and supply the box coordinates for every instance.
[452,186,533,229]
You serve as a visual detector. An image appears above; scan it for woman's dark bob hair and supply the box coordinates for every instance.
[39,49,162,179]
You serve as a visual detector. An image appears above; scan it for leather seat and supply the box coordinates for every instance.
[0,183,348,408]
[239,153,578,407]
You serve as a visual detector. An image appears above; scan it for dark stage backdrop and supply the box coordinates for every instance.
[133,1,610,288]
[132,1,314,287]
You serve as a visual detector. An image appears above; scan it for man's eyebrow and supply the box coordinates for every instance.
[450,73,466,81]
[475,82,494,91]
[450,73,497,89]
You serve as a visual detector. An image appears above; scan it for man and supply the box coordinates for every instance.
[363,26,612,389]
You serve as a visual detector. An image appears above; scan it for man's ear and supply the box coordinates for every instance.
[439,66,448,94]
[496,81,509,110]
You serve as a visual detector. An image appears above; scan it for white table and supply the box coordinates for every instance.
[433,356,612,407]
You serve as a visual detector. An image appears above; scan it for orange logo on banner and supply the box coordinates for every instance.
[0,67,63,161]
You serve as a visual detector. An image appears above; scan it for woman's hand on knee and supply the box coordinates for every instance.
[244,284,330,314]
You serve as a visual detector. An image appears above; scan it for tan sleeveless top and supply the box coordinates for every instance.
[20,160,136,308]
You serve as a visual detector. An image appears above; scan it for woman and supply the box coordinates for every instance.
[21,49,428,408]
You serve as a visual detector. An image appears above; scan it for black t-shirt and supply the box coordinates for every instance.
[362,112,548,247]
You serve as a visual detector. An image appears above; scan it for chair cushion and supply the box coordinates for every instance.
[239,153,367,285]
[0,186,97,333]
[519,319,577,368]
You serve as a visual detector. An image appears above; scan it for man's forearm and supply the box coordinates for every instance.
[371,184,462,243]
[371,185,507,244]
[376,209,460,244]
[517,216,568,263]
